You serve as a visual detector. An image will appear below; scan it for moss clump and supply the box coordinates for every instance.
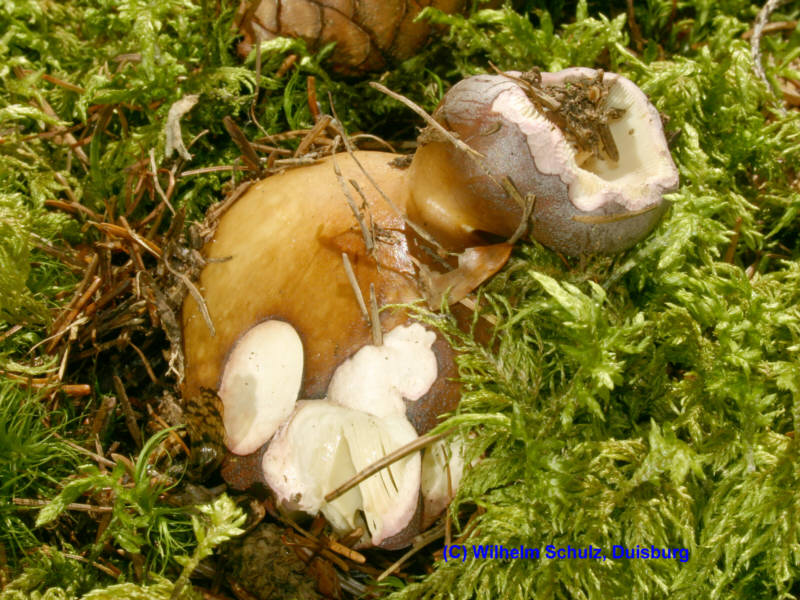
[1,0,800,598]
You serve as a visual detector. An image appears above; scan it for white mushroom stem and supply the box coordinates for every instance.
[218,320,303,455]
[262,401,421,547]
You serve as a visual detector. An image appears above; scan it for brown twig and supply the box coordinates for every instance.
[307,75,321,122]
[91,396,116,438]
[295,114,332,157]
[626,0,646,51]
[341,253,370,326]
[91,222,162,257]
[44,199,100,221]
[128,339,159,384]
[223,116,262,175]
[275,53,298,78]
[49,254,99,331]
[46,275,102,353]
[112,375,143,450]
[724,216,743,264]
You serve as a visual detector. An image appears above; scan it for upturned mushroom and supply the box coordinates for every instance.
[182,67,678,548]
[406,68,680,255]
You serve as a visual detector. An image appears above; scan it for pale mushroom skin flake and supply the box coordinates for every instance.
[327,323,439,418]
[218,319,303,455]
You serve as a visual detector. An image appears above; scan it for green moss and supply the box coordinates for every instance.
[2,0,800,597]
[0,383,79,560]
[390,3,800,598]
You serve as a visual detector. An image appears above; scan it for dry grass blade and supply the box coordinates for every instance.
[376,523,445,582]
[370,81,522,237]
[369,283,382,346]
[54,433,117,468]
[570,202,662,224]
[222,116,263,174]
[149,149,176,214]
[180,164,252,177]
[332,139,374,252]
[369,82,482,161]
[35,97,89,165]
[266,503,367,567]
[501,176,535,245]
[13,498,113,513]
[161,254,215,338]
[59,552,120,577]
[328,97,443,251]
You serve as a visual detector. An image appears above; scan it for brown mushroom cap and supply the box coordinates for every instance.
[184,151,509,544]
[406,69,680,255]
[182,152,461,456]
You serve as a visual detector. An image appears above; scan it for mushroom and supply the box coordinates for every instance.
[405,68,680,255]
[183,67,678,547]
[183,152,466,425]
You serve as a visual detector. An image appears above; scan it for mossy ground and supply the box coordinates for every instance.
[1,0,800,598]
